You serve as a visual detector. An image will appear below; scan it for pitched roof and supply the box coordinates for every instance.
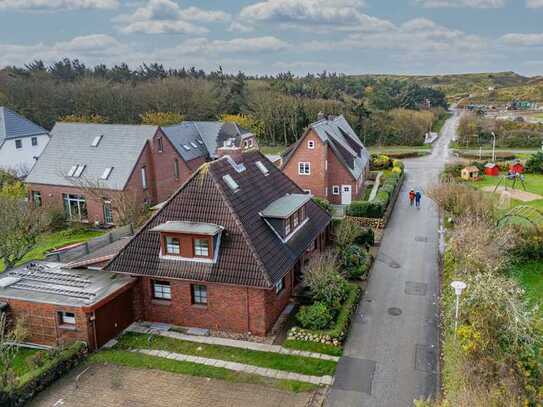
[105,150,331,288]
[161,121,253,162]
[260,194,312,219]
[25,123,158,190]
[0,107,48,146]
[284,115,370,179]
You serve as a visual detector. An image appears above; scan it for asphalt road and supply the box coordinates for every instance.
[326,112,460,407]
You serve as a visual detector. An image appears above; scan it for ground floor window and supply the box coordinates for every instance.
[103,199,113,224]
[332,185,340,195]
[152,280,172,300]
[63,194,88,221]
[191,284,208,305]
[58,311,76,325]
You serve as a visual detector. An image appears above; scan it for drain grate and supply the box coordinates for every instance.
[405,281,428,296]
[388,307,402,316]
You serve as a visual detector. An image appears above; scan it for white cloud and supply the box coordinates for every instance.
[115,0,230,34]
[501,33,543,46]
[172,36,288,55]
[240,0,393,32]
[228,21,255,33]
[526,0,543,7]
[416,0,505,7]
[0,0,118,9]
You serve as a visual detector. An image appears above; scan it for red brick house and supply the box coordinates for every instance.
[25,122,258,225]
[282,115,370,205]
[105,150,331,336]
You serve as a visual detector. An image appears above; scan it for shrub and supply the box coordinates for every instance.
[312,197,332,214]
[340,245,370,280]
[26,352,47,369]
[428,182,496,220]
[511,229,543,261]
[391,166,402,175]
[297,302,334,330]
[375,191,390,206]
[303,252,348,310]
[335,219,363,250]
[379,184,394,195]
[46,209,67,232]
[371,154,392,170]
[525,151,543,174]
[347,201,384,218]
[354,228,374,247]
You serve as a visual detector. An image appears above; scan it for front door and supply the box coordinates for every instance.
[341,185,352,205]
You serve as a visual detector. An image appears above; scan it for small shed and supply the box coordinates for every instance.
[509,161,525,175]
[484,163,500,177]
[461,166,480,180]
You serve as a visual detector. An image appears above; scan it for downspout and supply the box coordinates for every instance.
[90,312,98,351]
[246,288,251,335]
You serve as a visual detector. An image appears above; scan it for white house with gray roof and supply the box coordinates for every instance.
[0,107,50,177]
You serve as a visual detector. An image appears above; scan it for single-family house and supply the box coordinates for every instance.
[282,114,370,205]
[0,107,50,177]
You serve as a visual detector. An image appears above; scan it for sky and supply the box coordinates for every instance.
[0,0,542,76]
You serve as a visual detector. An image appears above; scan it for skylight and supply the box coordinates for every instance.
[190,142,198,148]
[197,139,204,145]
[223,175,239,192]
[91,135,103,147]
[226,156,246,173]
[73,164,86,178]
[255,160,269,176]
[183,145,191,151]
[101,167,113,180]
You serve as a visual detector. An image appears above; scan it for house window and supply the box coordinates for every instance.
[292,212,299,228]
[332,186,340,195]
[58,311,76,326]
[298,207,305,223]
[164,236,180,255]
[141,166,148,190]
[152,280,172,300]
[298,162,310,175]
[285,219,291,236]
[244,139,254,148]
[32,191,42,207]
[275,277,285,294]
[194,239,210,257]
[31,137,38,146]
[174,159,180,179]
[15,139,22,149]
[103,199,113,224]
[157,137,164,152]
[307,140,315,149]
[63,194,88,221]
[192,284,208,305]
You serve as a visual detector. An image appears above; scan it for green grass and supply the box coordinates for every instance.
[282,340,342,357]
[510,260,543,315]
[432,112,452,133]
[0,348,40,377]
[116,332,336,376]
[368,145,431,153]
[260,145,287,155]
[0,227,105,272]
[89,350,319,393]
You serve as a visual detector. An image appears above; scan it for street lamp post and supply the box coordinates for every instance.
[491,132,496,163]
[450,280,467,334]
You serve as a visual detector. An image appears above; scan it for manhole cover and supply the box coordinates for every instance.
[388,307,402,316]
[389,261,401,269]
[415,236,428,243]
[405,281,428,296]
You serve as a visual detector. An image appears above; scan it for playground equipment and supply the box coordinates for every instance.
[493,171,527,193]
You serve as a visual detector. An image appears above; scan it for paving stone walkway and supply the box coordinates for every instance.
[127,322,339,361]
[133,348,335,385]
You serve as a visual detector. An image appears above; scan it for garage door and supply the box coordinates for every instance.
[95,288,134,348]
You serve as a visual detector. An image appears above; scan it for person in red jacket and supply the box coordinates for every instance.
[408,189,415,207]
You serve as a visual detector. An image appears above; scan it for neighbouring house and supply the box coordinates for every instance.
[104,149,331,336]
[0,261,134,350]
[461,166,480,180]
[0,107,50,177]
[282,114,370,205]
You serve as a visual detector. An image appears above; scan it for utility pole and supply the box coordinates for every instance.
[491,132,496,163]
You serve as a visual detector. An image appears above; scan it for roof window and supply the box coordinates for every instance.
[73,164,86,178]
[91,135,103,147]
[190,142,198,148]
[197,139,204,145]
[67,165,78,177]
[255,160,269,176]
[183,144,191,151]
[101,167,113,180]
[223,174,240,192]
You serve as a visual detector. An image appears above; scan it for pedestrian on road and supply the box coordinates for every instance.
[415,191,422,209]
[408,190,415,207]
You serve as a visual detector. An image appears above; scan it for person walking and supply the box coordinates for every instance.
[408,190,415,207]
[415,191,422,209]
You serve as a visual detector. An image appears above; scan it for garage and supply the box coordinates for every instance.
[94,288,134,348]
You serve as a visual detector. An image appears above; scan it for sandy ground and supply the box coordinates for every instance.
[482,186,543,202]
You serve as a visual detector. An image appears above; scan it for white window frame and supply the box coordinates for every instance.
[103,199,113,224]
[153,280,172,300]
[307,140,315,149]
[298,162,311,175]
[165,236,180,255]
[59,311,76,325]
[194,238,210,257]
[192,284,208,305]
[141,166,148,190]
[332,185,340,195]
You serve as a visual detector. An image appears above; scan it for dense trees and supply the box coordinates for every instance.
[0,59,448,147]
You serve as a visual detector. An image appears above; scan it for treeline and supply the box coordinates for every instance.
[0,59,449,147]
[457,112,543,148]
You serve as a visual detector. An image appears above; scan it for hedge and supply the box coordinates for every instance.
[287,284,362,347]
[0,342,88,407]
[347,172,402,219]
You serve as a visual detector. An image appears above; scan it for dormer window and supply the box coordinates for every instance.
[165,236,181,255]
[260,193,312,242]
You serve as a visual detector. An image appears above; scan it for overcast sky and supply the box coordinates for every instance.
[1,0,542,76]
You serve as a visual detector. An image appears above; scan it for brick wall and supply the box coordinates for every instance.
[326,147,360,205]
[137,270,293,336]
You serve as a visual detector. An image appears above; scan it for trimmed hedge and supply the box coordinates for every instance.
[0,342,88,407]
[347,171,402,219]
[287,283,362,347]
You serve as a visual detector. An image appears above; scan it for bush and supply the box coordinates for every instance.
[312,197,332,214]
[297,302,334,330]
[354,228,374,247]
[335,219,364,250]
[347,201,384,218]
[303,252,348,310]
[375,191,390,206]
[46,209,66,232]
[26,352,47,369]
[340,245,370,280]
[525,151,543,174]
[371,154,392,170]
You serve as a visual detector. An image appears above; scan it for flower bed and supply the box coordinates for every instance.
[287,284,362,348]
[0,342,88,407]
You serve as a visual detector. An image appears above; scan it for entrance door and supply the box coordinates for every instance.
[341,185,352,205]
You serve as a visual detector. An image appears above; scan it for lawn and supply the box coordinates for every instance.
[260,145,287,156]
[1,347,40,377]
[89,350,319,393]
[116,332,336,377]
[510,260,543,316]
[368,145,431,154]
[0,227,105,272]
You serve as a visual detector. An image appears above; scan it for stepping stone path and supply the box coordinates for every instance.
[132,348,334,385]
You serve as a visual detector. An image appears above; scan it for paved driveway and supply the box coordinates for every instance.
[29,364,319,407]
[326,113,460,407]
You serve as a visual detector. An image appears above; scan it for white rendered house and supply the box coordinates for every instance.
[0,107,50,177]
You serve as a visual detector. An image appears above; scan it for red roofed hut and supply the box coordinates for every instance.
[509,161,525,175]
[484,163,500,176]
